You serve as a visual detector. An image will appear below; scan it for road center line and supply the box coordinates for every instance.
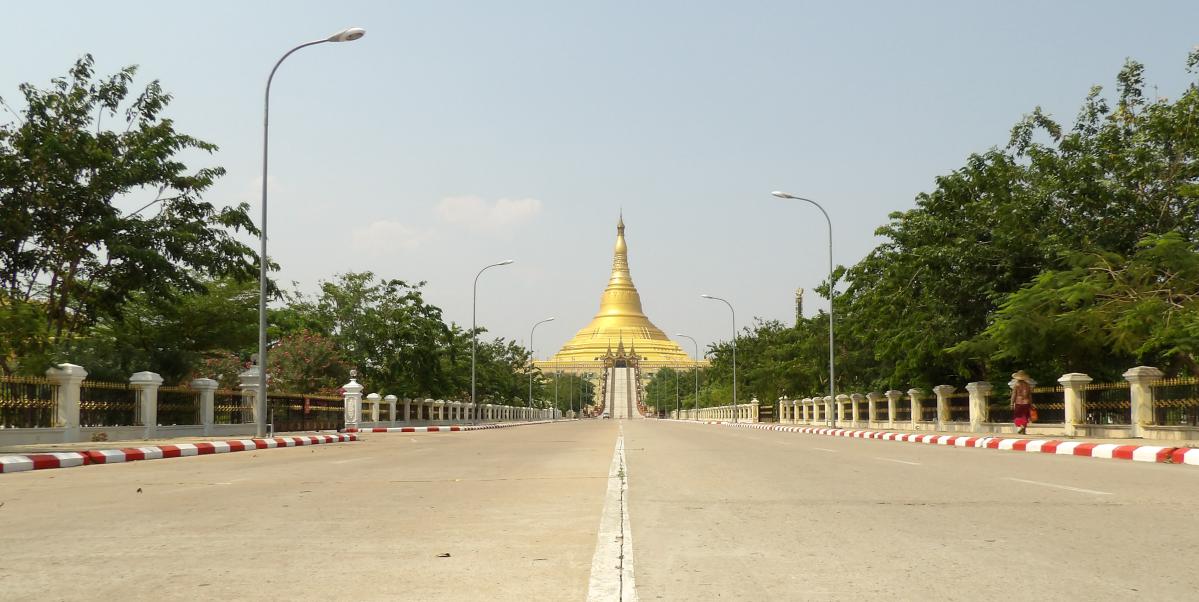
[1003,477,1113,496]
[587,427,638,602]
[812,447,838,453]
[331,456,374,465]
[877,457,921,466]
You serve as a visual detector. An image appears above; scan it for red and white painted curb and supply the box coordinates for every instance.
[681,421,1199,467]
[0,433,359,474]
[345,419,561,433]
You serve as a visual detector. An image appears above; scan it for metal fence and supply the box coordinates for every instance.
[0,375,56,429]
[268,394,344,432]
[1152,377,1199,427]
[894,396,911,422]
[214,389,252,424]
[1030,386,1064,423]
[1082,382,1131,425]
[79,381,137,427]
[947,392,970,422]
[157,386,201,426]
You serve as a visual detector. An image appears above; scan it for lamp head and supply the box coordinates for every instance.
[546,317,556,322]
[700,294,713,299]
[327,27,366,42]
[499,259,515,266]
[771,191,798,199]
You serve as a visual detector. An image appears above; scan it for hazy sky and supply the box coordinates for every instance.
[4,1,1198,359]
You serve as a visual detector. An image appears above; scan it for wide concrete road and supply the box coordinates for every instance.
[3,421,1198,600]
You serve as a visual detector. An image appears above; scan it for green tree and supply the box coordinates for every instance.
[0,55,258,374]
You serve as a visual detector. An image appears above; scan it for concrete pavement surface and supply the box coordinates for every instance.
[2,419,1197,601]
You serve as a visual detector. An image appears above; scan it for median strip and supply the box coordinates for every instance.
[0,433,359,474]
[675,421,1199,467]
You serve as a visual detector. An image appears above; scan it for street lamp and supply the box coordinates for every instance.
[700,294,738,423]
[472,260,515,422]
[528,317,555,418]
[675,333,700,420]
[256,27,366,437]
[771,191,837,428]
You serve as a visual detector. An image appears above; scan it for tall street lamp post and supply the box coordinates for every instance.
[701,294,738,423]
[771,191,837,428]
[257,27,365,437]
[472,260,514,423]
[528,317,555,417]
[675,333,700,420]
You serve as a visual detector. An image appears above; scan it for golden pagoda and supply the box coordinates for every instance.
[549,214,691,364]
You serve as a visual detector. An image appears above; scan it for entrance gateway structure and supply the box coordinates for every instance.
[534,214,705,417]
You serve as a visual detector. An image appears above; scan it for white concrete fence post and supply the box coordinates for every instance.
[965,381,993,431]
[885,390,902,428]
[823,396,834,426]
[850,393,864,426]
[865,392,882,426]
[238,366,262,425]
[932,385,955,429]
[366,393,381,423]
[46,363,87,442]
[129,371,164,438]
[191,377,218,435]
[835,394,850,426]
[1124,366,1164,438]
[385,394,397,423]
[342,373,363,430]
[907,389,924,429]
[1058,373,1092,437]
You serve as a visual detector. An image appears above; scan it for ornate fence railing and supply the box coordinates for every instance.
[947,392,970,422]
[157,386,201,426]
[894,396,911,422]
[79,380,137,427]
[1030,386,1064,423]
[268,393,344,432]
[0,375,56,429]
[214,389,252,424]
[1082,381,1131,425]
[1152,377,1199,427]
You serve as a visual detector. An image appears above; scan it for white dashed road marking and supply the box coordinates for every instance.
[877,457,921,466]
[1003,477,1112,496]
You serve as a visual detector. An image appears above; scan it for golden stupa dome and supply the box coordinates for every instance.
[550,214,690,363]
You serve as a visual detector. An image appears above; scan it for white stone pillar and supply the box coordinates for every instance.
[1124,366,1163,438]
[823,396,834,426]
[46,363,87,441]
[129,371,164,437]
[932,385,955,429]
[850,393,864,426]
[385,394,397,423]
[965,381,992,431]
[885,390,902,426]
[1057,373,1091,437]
[342,373,363,430]
[866,392,883,425]
[191,378,218,435]
[834,394,848,426]
[424,398,434,422]
[907,389,925,428]
[237,366,263,425]
[366,393,381,423]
